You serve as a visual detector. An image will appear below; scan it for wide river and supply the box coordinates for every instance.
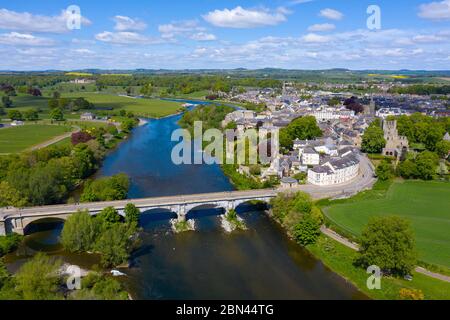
[6,100,366,300]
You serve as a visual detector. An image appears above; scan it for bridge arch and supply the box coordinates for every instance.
[140,208,177,222]
[185,203,225,220]
[234,199,270,214]
[22,217,67,236]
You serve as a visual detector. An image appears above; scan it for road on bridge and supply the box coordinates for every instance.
[0,154,375,221]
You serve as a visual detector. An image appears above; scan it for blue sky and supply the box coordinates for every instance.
[0,0,450,70]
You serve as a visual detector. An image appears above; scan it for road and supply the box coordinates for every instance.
[0,154,376,220]
[28,126,81,151]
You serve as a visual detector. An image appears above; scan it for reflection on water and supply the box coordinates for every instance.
[124,207,366,300]
[4,220,101,274]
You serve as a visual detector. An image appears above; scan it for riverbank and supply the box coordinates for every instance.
[307,235,450,300]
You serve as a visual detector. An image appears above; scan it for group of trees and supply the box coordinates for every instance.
[343,96,364,114]
[390,114,449,152]
[61,204,140,267]
[3,109,40,121]
[0,143,102,207]
[178,104,235,135]
[361,120,386,154]
[48,95,93,112]
[279,116,323,151]
[0,252,128,300]
[398,151,440,180]
[356,216,417,276]
[80,174,130,203]
[389,84,450,95]
[270,192,323,246]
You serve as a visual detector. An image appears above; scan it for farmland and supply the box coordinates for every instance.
[323,180,450,269]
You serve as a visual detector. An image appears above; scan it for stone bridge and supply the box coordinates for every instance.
[0,189,277,235]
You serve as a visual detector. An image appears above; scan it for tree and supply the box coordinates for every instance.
[14,253,63,300]
[23,109,39,121]
[94,223,134,267]
[376,160,393,181]
[279,116,322,150]
[7,110,22,121]
[356,216,417,276]
[72,143,97,179]
[71,273,128,300]
[424,126,445,151]
[50,108,64,121]
[415,151,439,180]
[0,181,27,208]
[361,124,386,154]
[435,140,450,159]
[71,131,94,145]
[27,88,42,96]
[121,118,136,133]
[0,233,23,256]
[0,107,5,116]
[398,159,418,179]
[61,210,99,252]
[293,214,321,246]
[124,203,140,225]
[80,174,129,202]
[1,95,12,108]
[344,96,364,114]
[48,99,59,109]
[96,206,121,229]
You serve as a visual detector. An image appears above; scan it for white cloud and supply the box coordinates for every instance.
[159,20,203,39]
[413,34,446,43]
[190,32,217,41]
[0,8,91,33]
[203,6,289,28]
[158,20,216,41]
[307,23,335,32]
[72,48,95,55]
[302,33,332,43]
[418,0,450,20]
[113,16,147,31]
[95,31,161,45]
[319,8,344,21]
[0,32,55,46]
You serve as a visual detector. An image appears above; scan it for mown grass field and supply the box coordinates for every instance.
[308,236,450,300]
[323,180,450,269]
[2,92,183,118]
[0,124,71,153]
[61,92,182,118]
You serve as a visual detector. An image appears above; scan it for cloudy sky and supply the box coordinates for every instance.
[0,0,450,70]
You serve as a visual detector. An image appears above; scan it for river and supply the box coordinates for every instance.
[5,100,366,300]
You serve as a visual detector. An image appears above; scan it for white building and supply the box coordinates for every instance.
[376,108,406,119]
[307,152,360,186]
[311,107,355,122]
[301,147,320,166]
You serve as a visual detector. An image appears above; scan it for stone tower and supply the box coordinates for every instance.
[382,120,409,159]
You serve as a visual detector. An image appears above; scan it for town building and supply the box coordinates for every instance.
[382,120,409,158]
[80,112,95,121]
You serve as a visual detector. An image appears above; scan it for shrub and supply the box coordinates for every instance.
[399,288,424,300]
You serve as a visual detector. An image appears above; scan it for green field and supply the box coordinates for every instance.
[308,236,450,300]
[7,94,50,111]
[0,124,71,153]
[323,180,450,269]
[61,93,182,118]
[2,93,182,119]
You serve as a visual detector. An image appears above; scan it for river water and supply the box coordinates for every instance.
[5,100,366,300]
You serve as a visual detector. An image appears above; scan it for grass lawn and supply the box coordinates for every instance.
[0,124,71,153]
[8,94,50,111]
[308,236,450,300]
[62,92,182,118]
[323,180,450,269]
